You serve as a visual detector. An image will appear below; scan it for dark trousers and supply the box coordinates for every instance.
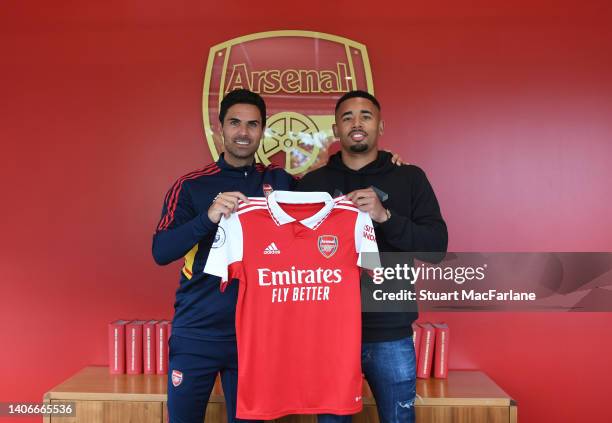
[167,335,261,423]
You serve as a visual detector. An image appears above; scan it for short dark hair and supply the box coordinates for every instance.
[219,89,267,126]
[335,90,381,114]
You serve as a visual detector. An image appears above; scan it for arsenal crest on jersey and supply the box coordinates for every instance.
[318,235,338,258]
[263,183,273,197]
[171,370,183,387]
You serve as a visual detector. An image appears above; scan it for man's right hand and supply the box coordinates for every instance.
[207,191,249,223]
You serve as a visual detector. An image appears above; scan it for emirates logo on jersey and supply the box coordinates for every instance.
[317,235,338,258]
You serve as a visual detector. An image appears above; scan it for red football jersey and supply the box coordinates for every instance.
[205,191,379,419]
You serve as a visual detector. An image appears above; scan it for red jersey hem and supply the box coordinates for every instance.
[237,405,363,420]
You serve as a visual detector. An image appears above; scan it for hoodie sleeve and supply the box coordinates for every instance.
[378,166,448,259]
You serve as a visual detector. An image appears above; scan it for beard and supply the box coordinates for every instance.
[349,142,368,153]
[226,145,255,158]
[224,137,258,159]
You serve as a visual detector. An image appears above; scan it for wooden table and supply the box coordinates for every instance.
[43,367,517,422]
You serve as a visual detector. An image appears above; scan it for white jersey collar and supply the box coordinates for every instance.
[266,191,334,229]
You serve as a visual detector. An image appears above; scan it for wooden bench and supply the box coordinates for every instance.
[43,367,517,422]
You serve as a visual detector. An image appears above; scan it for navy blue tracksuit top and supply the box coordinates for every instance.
[152,154,295,341]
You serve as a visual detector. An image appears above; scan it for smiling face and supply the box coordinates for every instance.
[221,103,264,167]
[333,97,383,155]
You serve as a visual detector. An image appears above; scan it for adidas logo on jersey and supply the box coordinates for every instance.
[263,242,281,255]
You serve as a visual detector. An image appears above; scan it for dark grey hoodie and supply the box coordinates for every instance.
[297,150,448,342]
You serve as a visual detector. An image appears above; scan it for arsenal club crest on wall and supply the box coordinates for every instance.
[318,235,339,258]
[202,31,375,176]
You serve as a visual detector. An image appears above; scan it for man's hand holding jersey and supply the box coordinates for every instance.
[208,191,249,223]
[346,188,390,224]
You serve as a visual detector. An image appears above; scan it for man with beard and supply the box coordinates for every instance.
[153,89,294,423]
[297,90,448,423]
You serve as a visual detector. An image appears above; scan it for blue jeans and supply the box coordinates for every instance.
[318,337,417,423]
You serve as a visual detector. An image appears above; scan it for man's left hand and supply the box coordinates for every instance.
[384,150,407,166]
[346,188,389,223]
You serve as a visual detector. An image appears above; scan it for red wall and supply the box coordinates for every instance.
[2,1,612,422]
